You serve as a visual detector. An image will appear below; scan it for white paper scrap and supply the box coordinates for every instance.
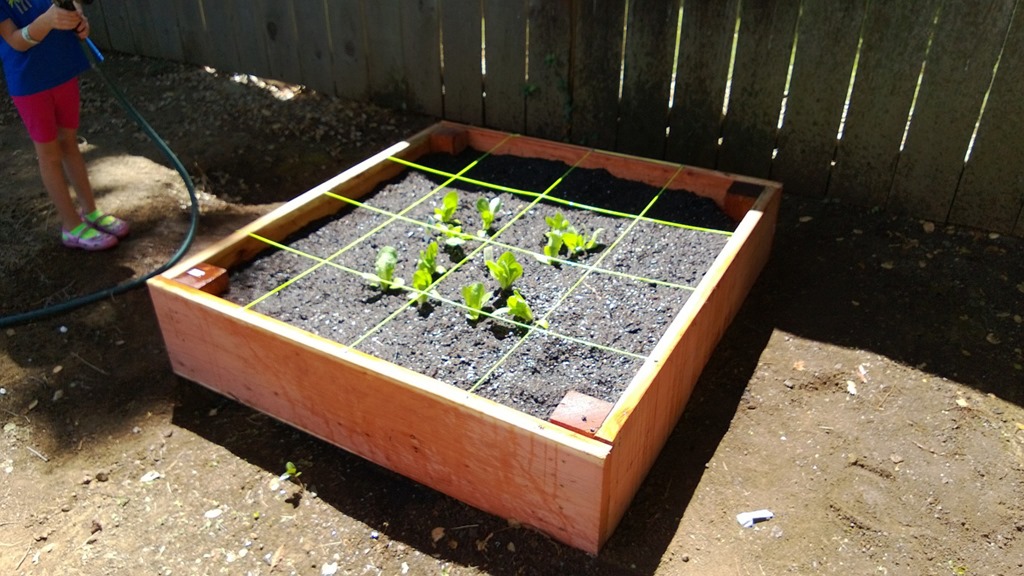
[736,509,774,528]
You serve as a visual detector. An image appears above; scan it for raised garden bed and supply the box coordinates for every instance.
[147,122,781,553]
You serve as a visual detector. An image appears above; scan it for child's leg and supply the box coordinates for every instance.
[33,137,83,232]
[57,126,98,215]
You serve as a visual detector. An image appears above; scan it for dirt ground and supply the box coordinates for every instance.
[1,53,1022,576]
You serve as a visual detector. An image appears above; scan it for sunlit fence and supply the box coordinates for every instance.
[87,0,1024,235]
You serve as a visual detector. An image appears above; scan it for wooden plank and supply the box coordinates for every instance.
[292,0,334,95]
[362,0,408,110]
[440,0,484,124]
[525,0,573,141]
[84,0,111,50]
[949,7,1024,233]
[197,0,243,74]
[616,0,679,159]
[569,0,626,150]
[326,0,369,100]
[258,0,302,83]
[827,0,938,206]
[147,280,610,553]
[665,0,739,169]
[887,0,1015,221]
[771,0,865,197]
[173,0,215,66]
[598,182,780,545]
[234,0,274,77]
[400,0,443,116]
[123,1,184,61]
[483,0,528,132]
[93,0,136,54]
[717,0,800,179]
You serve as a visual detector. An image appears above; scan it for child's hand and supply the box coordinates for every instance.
[75,14,90,40]
[41,4,83,32]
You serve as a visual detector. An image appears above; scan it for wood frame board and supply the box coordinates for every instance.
[147,121,780,553]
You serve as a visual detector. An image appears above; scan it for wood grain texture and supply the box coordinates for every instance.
[717,0,800,179]
[400,0,443,116]
[771,0,864,197]
[292,0,334,95]
[665,0,739,169]
[616,0,679,159]
[948,6,1024,232]
[525,0,573,141]
[483,0,528,132]
[193,0,242,74]
[362,0,407,109]
[326,0,368,100]
[92,0,136,54]
[440,0,484,124]
[569,0,626,150]
[828,0,938,206]
[233,0,273,77]
[886,0,1015,221]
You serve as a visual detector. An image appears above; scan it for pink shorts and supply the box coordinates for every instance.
[11,78,81,143]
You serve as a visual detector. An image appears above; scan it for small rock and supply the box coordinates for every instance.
[52,390,64,402]
[140,471,161,483]
[431,527,445,543]
[132,426,142,434]
[205,508,223,519]
[369,530,379,540]
[59,326,68,334]
[321,563,339,576]
[95,471,109,482]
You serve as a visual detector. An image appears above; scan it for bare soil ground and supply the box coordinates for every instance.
[1,53,1022,576]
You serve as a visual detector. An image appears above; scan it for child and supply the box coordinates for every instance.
[0,0,128,250]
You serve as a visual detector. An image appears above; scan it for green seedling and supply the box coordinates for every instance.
[434,191,460,224]
[411,267,436,306]
[562,227,604,256]
[485,250,523,292]
[475,196,502,234]
[495,289,548,328]
[542,230,565,263]
[417,241,446,276]
[438,223,468,247]
[545,212,572,234]
[280,461,301,482]
[361,246,405,291]
[462,282,491,321]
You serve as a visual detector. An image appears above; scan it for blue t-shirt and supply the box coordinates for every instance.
[0,0,89,96]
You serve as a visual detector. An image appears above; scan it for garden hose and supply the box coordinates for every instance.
[0,44,200,329]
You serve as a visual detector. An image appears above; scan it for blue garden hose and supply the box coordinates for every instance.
[0,43,200,328]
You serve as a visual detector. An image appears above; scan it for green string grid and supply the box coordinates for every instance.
[237,140,731,395]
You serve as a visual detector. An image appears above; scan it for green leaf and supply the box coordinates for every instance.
[417,241,445,275]
[485,251,523,291]
[462,282,490,320]
[412,267,434,305]
[543,231,565,263]
[476,196,502,233]
[434,191,460,223]
[372,246,404,290]
[505,289,534,323]
[545,212,572,233]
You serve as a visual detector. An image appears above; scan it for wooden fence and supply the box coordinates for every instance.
[84,0,1024,236]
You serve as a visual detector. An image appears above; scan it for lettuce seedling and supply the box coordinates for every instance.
[411,267,436,305]
[361,246,405,291]
[542,230,565,263]
[434,191,460,224]
[485,250,523,292]
[475,196,502,234]
[545,212,572,234]
[462,282,491,321]
[562,227,604,256]
[495,289,549,328]
[417,241,446,276]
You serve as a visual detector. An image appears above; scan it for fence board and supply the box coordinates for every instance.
[292,0,333,94]
[327,0,368,101]
[828,0,938,206]
[400,0,443,116]
[173,0,214,66]
[234,1,273,77]
[717,0,800,179]
[361,1,407,109]
[665,0,738,169]
[483,0,528,132]
[259,0,301,83]
[93,0,136,54]
[525,0,572,141]
[616,0,679,159]
[570,0,626,149]
[949,8,1024,232]
[124,1,184,62]
[85,0,110,50]
[441,0,484,124]
[887,0,1014,221]
[197,0,242,74]
[771,0,864,197]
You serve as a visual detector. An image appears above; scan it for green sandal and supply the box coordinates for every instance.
[62,222,118,251]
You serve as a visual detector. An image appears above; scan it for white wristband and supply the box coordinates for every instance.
[21,26,39,46]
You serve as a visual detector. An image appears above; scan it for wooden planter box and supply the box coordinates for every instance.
[147,122,781,553]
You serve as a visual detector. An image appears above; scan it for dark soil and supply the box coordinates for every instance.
[1,53,1022,576]
[223,151,732,420]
